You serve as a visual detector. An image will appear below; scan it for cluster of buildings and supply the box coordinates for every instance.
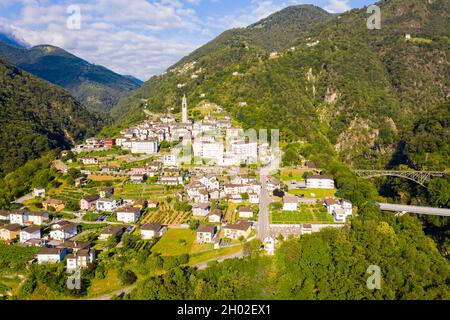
[35,225,128,271]
[185,174,267,214]
[280,193,353,223]
[323,197,353,223]
[0,209,80,245]
[75,95,274,167]
[79,187,156,224]
[196,219,254,245]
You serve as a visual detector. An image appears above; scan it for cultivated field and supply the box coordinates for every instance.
[141,202,191,226]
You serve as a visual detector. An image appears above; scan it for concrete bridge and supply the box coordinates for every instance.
[377,203,450,217]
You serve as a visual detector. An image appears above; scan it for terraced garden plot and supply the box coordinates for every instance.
[141,203,191,226]
[114,184,181,201]
[48,187,87,202]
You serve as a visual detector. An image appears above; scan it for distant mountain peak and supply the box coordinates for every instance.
[0,30,29,49]
[247,4,331,29]
[0,41,141,113]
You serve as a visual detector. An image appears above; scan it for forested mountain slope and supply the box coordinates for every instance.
[0,59,103,176]
[111,0,449,170]
[0,42,142,113]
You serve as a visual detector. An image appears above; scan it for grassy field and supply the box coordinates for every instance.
[87,268,123,298]
[289,188,336,199]
[270,204,336,224]
[279,168,309,182]
[152,229,212,256]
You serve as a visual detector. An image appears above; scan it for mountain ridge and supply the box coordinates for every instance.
[111,0,449,170]
[0,41,141,113]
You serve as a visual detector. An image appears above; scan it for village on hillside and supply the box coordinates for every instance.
[0,95,354,296]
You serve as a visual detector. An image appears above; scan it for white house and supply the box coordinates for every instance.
[33,188,46,198]
[283,195,299,211]
[28,212,49,226]
[131,140,159,155]
[37,248,67,264]
[199,176,220,190]
[98,226,126,241]
[117,207,141,223]
[140,223,166,240]
[197,225,217,244]
[66,249,96,271]
[49,222,77,241]
[193,203,211,217]
[306,175,335,189]
[267,177,281,192]
[208,209,223,223]
[238,207,254,219]
[323,198,353,223]
[96,198,118,212]
[249,193,260,204]
[9,209,28,226]
[20,226,41,243]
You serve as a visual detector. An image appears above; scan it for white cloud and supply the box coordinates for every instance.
[324,0,350,14]
[2,0,204,80]
[1,0,354,80]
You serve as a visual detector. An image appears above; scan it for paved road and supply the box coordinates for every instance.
[257,175,270,240]
[14,193,33,204]
[378,203,450,217]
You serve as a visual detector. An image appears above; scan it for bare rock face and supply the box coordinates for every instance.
[335,118,380,163]
[324,87,340,105]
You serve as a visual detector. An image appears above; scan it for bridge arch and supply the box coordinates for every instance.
[354,170,446,188]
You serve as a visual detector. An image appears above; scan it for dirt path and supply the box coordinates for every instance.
[89,249,244,300]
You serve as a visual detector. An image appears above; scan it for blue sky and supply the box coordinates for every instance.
[0,0,374,80]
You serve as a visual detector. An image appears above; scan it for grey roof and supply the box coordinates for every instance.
[197,224,216,233]
[22,226,41,233]
[141,223,162,232]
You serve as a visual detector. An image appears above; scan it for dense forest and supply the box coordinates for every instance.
[0,59,104,176]
[129,208,450,300]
